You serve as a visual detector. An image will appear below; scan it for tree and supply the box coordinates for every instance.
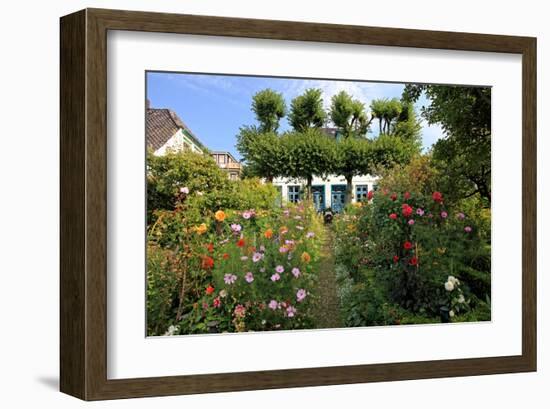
[370,98,403,134]
[236,126,285,182]
[251,89,287,132]
[280,129,337,198]
[334,137,374,204]
[288,88,326,131]
[402,84,491,204]
[329,91,372,138]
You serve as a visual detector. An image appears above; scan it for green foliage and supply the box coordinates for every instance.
[370,98,403,134]
[147,150,229,221]
[377,154,440,196]
[251,89,287,132]
[288,88,326,131]
[280,129,337,196]
[236,126,285,181]
[402,84,491,203]
[329,91,371,137]
[370,133,420,169]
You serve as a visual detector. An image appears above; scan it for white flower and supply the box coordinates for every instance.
[196,191,204,196]
[458,294,465,304]
[447,275,460,286]
[179,187,189,194]
[449,310,455,318]
[444,281,455,292]
[219,289,227,298]
[164,325,179,336]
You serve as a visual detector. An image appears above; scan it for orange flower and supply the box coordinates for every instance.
[279,226,288,235]
[222,253,229,260]
[207,243,214,253]
[264,228,273,239]
[214,210,226,222]
[202,256,214,269]
[195,223,207,235]
[301,251,311,263]
[205,285,215,295]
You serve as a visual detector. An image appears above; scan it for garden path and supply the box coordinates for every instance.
[314,226,342,329]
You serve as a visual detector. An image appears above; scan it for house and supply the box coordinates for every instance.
[146,102,206,155]
[211,151,243,180]
[272,127,378,213]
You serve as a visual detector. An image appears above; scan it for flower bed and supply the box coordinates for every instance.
[147,188,323,336]
[333,189,491,327]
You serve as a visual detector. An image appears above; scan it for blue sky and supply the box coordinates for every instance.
[147,72,445,160]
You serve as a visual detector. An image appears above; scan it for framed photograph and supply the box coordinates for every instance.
[60,8,536,400]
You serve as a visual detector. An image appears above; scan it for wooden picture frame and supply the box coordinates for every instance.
[60,8,536,400]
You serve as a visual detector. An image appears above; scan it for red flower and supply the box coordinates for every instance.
[389,213,398,220]
[367,190,374,200]
[393,255,399,263]
[213,297,221,308]
[207,243,214,253]
[409,256,418,266]
[404,191,411,200]
[237,238,245,247]
[432,191,443,203]
[403,241,413,250]
[390,193,397,201]
[222,253,229,260]
[202,256,214,269]
[205,285,215,295]
[401,203,413,218]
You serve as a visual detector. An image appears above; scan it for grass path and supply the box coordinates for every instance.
[313,225,342,329]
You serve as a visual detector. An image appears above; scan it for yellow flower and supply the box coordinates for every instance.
[195,223,207,235]
[214,210,226,222]
[353,202,362,208]
[301,251,311,263]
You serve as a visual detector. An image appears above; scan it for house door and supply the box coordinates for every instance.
[312,185,325,212]
[331,185,346,213]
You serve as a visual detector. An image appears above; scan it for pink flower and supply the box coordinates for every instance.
[296,289,307,302]
[457,212,465,220]
[279,246,289,253]
[292,267,301,278]
[306,232,315,238]
[408,219,415,225]
[245,272,254,283]
[224,274,237,285]
[389,213,398,220]
[275,265,284,273]
[234,304,246,318]
[242,211,252,220]
[286,305,297,318]
[441,211,448,219]
[464,226,472,233]
[271,273,281,282]
[416,208,425,216]
[252,252,263,263]
[268,300,279,310]
[230,223,242,233]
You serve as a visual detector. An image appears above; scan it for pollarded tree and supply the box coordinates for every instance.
[280,129,337,199]
[329,91,373,138]
[236,126,285,182]
[370,98,403,134]
[334,137,374,204]
[251,89,287,133]
[288,88,326,131]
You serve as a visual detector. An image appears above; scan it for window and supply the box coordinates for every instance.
[373,184,379,191]
[356,185,369,202]
[288,185,301,203]
[220,155,226,164]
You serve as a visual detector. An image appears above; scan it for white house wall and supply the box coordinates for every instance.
[154,129,203,156]
[273,174,379,209]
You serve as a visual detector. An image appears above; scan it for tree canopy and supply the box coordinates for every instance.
[288,88,326,131]
[251,89,287,133]
[329,91,372,138]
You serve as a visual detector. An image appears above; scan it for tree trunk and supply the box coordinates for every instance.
[305,175,313,200]
[345,174,353,205]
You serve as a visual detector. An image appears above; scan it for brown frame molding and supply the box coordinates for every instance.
[60,8,537,400]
